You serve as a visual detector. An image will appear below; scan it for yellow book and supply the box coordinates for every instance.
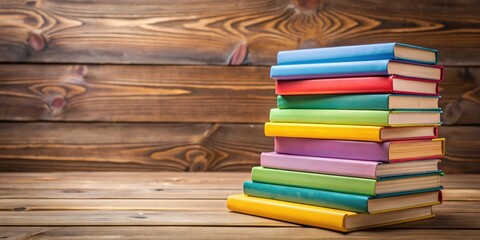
[264,122,438,142]
[227,194,435,232]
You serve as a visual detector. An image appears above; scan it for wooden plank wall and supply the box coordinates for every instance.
[0,0,479,172]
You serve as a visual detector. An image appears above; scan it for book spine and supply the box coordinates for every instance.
[243,181,370,213]
[277,94,391,110]
[260,152,379,178]
[264,122,383,142]
[277,43,395,65]
[271,60,390,80]
[269,109,389,126]
[276,76,395,95]
[251,167,377,196]
[274,137,390,161]
[227,194,349,232]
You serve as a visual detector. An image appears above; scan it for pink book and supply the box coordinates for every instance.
[261,152,441,179]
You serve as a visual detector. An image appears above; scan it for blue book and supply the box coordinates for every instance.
[270,59,443,81]
[277,43,438,65]
[243,181,442,213]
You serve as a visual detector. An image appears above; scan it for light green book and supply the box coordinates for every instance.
[269,108,441,126]
[251,167,443,197]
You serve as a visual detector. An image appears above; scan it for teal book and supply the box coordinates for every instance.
[278,94,441,110]
[251,167,443,197]
[243,181,442,213]
[269,108,442,126]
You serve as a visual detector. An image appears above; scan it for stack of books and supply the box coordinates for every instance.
[227,43,445,232]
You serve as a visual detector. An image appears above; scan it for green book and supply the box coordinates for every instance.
[278,94,441,110]
[270,108,441,126]
[251,167,442,197]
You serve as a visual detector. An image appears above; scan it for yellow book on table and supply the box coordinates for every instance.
[227,194,435,232]
[264,122,438,142]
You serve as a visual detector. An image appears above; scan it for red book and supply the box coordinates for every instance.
[276,75,440,96]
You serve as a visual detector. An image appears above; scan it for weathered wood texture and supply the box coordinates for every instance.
[0,123,477,173]
[441,67,480,125]
[1,227,479,240]
[0,172,476,199]
[0,122,272,172]
[0,0,479,65]
[0,64,274,122]
[0,65,478,123]
[0,0,478,173]
[438,127,480,174]
[0,172,478,238]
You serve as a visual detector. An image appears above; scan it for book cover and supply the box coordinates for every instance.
[269,108,441,126]
[251,166,443,197]
[274,137,445,162]
[264,122,438,142]
[243,181,442,213]
[277,43,438,65]
[275,75,441,95]
[243,181,370,213]
[277,94,441,110]
[260,152,440,178]
[270,60,444,81]
[227,194,435,232]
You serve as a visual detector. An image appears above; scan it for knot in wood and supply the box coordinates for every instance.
[299,39,321,49]
[186,148,209,172]
[50,96,66,109]
[459,67,474,81]
[130,213,148,219]
[25,0,37,7]
[442,101,461,125]
[228,43,248,65]
[73,65,88,77]
[27,32,46,51]
[294,0,321,11]
[13,207,28,212]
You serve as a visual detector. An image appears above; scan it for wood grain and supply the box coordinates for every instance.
[0,172,477,189]
[0,172,476,200]
[0,210,478,228]
[0,0,479,65]
[2,207,480,229]
[441,67,480,125]
[0,199,228,211]
[0,65,478,124]
[0,122,478,172]
[1,227,478,240]
[0,172,478,238]
[438,127,480,174]
[0,210,294,226]
[0,189,241,199]
[0,199,477,212]
[0,122,272,172]
[0,188,475,201]
[0,64,274,123]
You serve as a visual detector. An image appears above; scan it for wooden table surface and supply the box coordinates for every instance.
[0,172,479,239]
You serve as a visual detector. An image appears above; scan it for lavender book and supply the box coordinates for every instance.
[274,137,445,162]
